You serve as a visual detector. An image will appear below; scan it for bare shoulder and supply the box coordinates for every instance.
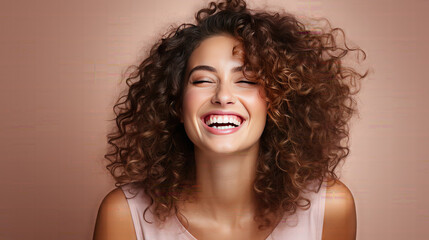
[322,178,357,240]
[93,187,139,240]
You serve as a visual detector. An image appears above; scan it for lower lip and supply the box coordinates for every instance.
[201,119,244,135]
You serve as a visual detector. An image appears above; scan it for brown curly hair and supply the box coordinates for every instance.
[105,0,367,230]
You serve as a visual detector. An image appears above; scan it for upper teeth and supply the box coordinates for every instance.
[205,115,242,126]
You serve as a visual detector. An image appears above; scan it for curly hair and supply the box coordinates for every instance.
[105,0,367,230]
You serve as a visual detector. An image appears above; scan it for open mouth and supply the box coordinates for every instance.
[203,114,244,129]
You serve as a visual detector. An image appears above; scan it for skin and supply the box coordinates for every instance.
[93,35,357,240]
[177,34,271,239]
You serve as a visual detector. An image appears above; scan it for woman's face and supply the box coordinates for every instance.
[181,34,268,155]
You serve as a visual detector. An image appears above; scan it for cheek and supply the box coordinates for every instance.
[249,91,268,127]
[182,89,206,120]
[246,90,268,113]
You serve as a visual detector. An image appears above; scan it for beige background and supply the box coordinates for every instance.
[1,0,428,239]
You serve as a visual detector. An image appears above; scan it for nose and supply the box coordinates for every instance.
[211,82,236,106]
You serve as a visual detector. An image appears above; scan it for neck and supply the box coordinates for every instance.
[188,143,260,226]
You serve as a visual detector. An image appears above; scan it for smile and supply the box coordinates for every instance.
[205,115,242,128]
[201,113,245,135]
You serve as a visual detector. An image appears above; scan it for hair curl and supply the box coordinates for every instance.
[105,0,367,230]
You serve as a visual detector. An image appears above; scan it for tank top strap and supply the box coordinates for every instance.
[268,179,327,240]
[121,183,193,240]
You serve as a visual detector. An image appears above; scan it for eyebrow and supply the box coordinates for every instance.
[187,65,244,78]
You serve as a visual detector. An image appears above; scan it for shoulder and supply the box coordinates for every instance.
[321,178,357,240]
[93,187,139,240]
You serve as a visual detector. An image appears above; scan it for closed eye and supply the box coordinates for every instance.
[237,80,257,85]
[192,80,212,84]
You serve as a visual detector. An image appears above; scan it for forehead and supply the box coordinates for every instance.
[186,34,244,70]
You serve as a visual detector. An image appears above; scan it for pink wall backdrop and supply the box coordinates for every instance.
[1,0,428,239]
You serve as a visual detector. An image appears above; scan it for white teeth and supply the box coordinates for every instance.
[212,125,235,129]
[205,114,242,127]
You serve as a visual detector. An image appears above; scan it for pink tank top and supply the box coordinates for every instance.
[121,180,327,240]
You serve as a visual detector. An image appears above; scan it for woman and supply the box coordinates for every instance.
[93,0,367,239]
